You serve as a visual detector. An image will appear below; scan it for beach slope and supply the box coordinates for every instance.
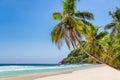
[35,65,120,80]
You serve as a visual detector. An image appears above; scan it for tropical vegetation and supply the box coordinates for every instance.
[60,48,98,64]
[51,0,120,69]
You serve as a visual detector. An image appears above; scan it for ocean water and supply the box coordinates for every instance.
[0,64,98,78]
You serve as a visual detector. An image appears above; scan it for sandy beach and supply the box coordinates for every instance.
[1,65,120,80]
[35,65,120,80]
[0,68,78,80]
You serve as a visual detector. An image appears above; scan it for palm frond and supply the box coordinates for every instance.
[96,31,108,40]
[81,19,94,27]
[51,21,63,42]
[64,31,71,49]
[104,22,116,30]
[108,8,120,24]
[113,46,120,52]
[92,26,99,37]
[53,12,63,20]
[114,34,120,41]
[111,53,120,68]
[62,0,76,15]
[109,11,116,20]
[115,8,120,21]
[75,11,94,20]
[110,27,117,35]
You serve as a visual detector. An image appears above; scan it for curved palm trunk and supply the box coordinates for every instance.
[78,39,118,69]
[78,41,104,64]
[72,31,117,69]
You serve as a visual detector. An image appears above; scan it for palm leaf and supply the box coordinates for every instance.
[62,0,76,15]
[51,22,63,42]
[104,22,116,30]
[114,34,120,41]
[96,31,108,40]
[81,19,94,27]
[115,8,120,21]
[111,53,120,68]
[110,27,117,35]
[53,12,63,20]
[75,11,94,20]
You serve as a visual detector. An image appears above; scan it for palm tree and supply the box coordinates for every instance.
[109,35,120,69]
[84,26,108,59]
[51,0,93,49]
[103,36,120,69]
[51,0,105,64]
[105,8,120,36]
[104,8,120,69]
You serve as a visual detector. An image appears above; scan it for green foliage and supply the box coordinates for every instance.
[51,0,94,49]
[60,48,97,64]
[105,8,120,35]
[114,35,120,41]
[75,11,94,20]
[111,53,120,68]
[96,31,108,40]
[62,0,78,15]
[53,12,63,20]
[51,0,120,69]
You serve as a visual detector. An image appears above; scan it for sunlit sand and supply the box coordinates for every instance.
[35,65,120,80]
[2,65,120,80]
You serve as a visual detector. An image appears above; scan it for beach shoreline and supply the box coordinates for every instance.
[35,65,120,80]
[1,64,120,80]
[0,64,103,80]
[0,68,79,80]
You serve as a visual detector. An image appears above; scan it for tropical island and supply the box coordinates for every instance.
[0,0,120,80]
[60,48,98,64]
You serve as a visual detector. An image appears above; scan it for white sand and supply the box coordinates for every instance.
[35,65,120,80]
[1,65,120,80]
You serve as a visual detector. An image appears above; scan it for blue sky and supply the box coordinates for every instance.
[0,0,119,64]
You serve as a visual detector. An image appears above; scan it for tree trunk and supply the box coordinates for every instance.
[72,31,117,69]
[78,40,118,69]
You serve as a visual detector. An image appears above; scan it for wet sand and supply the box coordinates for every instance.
[0,68,78,80]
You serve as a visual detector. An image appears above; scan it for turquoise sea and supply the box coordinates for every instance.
[0,64,98,78]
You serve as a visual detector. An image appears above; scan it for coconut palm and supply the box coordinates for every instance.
[108,36,120,69]
[104,8,120,69]
[51,0,106,64]
[51,0,94,49]
[84,26,108,58]
[105,8,120,36]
